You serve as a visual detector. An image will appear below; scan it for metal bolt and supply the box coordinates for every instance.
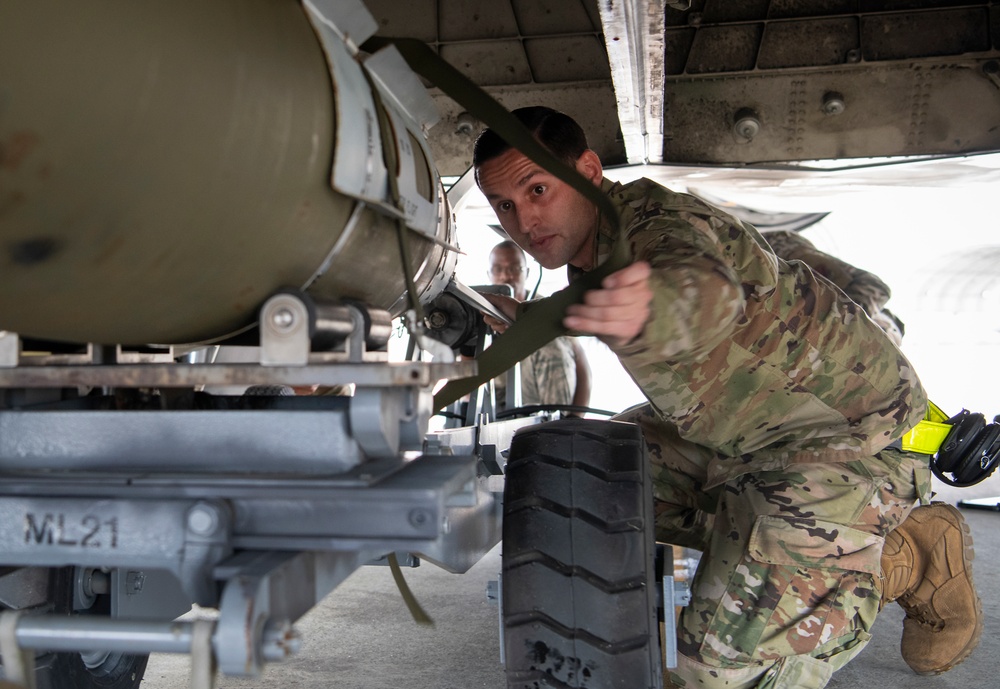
[846,49,861,64]
[86,569,111,596]
[735,118,759,140]
[271,307,295,329]
[427,311,448,329]
[408,508,431,528]
[733,109,761,142]
[455,112,477,136]
[187,503,219,536]
[125,571,145,595]
[822,92,845,116]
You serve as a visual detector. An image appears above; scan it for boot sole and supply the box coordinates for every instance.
[913,503,984,676]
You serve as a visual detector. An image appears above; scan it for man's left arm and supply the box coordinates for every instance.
[766,230,891,315]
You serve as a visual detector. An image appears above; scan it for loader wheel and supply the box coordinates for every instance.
[33,649,146,689]
[502,418,662,689]
[1,567,147,689]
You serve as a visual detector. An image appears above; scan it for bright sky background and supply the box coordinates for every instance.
[445,161,1000,421]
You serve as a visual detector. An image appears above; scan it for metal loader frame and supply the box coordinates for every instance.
[0,297,544,688]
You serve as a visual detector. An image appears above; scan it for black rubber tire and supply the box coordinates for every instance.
[1,568,147,689]
[502,418,662,689]
[32,651,148,689]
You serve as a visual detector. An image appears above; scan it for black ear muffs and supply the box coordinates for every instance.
[932,411,1000,487]
[953,423,1000,484]
[935,410,985,472]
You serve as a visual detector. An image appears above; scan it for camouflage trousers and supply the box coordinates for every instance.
[615,405,931,689]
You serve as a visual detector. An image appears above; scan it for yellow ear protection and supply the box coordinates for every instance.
[931,410,1000,487]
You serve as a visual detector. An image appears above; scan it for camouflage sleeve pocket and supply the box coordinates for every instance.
[748,515,885,575]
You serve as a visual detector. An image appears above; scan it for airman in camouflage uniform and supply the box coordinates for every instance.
[583,177,929,687]
[488,240,591,413]
[473,107,980,688]
[494,335,581,410]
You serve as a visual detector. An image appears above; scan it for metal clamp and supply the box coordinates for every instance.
[260,292,393,365]
[662,575,691,669]
[213,550,369,676]
[259,292,315,366]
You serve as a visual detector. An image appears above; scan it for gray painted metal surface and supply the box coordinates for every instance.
[133,491,1000,689]
[0,410,363,473]
[0,360,476,389]
[360,0,1000,175]
[0,335,514,679]
[601,0,667,164]
[14,618,215,655]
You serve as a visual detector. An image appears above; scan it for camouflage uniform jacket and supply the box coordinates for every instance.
[494,336,577,410]
[761,230,891,316]
[567,178,927,488]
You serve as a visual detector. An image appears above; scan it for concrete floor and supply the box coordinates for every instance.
[140,475,1000,689]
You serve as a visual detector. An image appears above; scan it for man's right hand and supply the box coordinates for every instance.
[481,293,520,333]
[564,261,653,347]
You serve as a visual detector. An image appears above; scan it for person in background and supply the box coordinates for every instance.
[487,240,591,414]
[472,106,981,688]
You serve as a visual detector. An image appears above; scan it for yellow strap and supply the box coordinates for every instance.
[388,553,434,626]
[900,400,952,454]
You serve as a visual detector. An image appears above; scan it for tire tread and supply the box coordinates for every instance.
[502,419,661,689]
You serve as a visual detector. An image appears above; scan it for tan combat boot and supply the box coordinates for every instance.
[879,502,983,675]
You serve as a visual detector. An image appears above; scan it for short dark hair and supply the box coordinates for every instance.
[473,106,589,174]
[491,239,525,260]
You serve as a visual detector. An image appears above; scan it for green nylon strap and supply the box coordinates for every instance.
[359,36,631,411]
[361,37,621,232]
[387,553,434,626]
[431,252,627,409]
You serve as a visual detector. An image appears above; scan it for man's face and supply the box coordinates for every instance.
[476,148,602,271]
[489,246,528,301]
